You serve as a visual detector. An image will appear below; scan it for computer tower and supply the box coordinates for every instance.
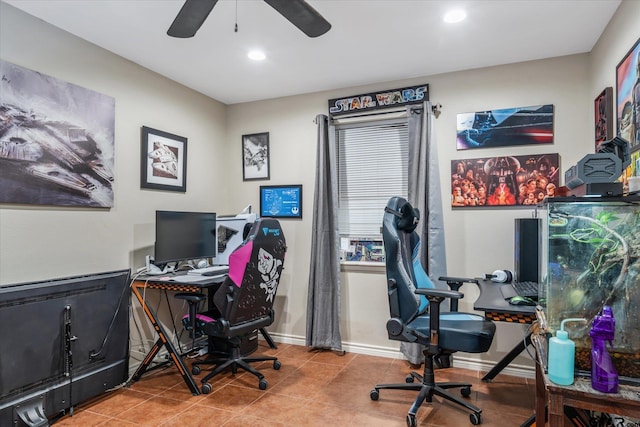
[514,218,541,282]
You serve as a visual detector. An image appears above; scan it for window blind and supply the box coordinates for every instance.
[336,120,408,237]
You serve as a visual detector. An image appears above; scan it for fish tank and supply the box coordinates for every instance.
[541,195,640,382]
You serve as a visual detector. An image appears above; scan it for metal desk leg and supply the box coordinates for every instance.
[483,331,532,382]
[259,328,278,349]
[130,284,201,395]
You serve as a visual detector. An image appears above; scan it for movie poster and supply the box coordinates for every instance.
[450,153,560,208]
[456,105,554,150]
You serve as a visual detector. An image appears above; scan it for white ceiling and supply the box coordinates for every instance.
[4,0,621,105]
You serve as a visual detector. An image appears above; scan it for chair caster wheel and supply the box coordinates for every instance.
[259,379,268,390]
[192,365,201,375]
[461,386,471,397]
[273,360,281,370]
[406,413,417,427]
[405,374,414,383]
[470,412,482,425]
[369,389,379,401]
[201,382,212,394]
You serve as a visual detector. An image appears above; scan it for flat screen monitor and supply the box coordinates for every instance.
[260,185,302,219]
[154,210,217,265]
[0,269,130,427]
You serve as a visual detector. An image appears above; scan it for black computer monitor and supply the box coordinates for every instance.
[154,210,217,265]
[0,269,130,426]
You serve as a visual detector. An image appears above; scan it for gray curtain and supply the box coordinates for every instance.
[305,114,343,351]
[402,101,448,364]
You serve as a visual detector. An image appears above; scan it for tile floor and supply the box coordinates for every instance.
[54,342,536,426]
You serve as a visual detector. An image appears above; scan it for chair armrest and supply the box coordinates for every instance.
[438,276,479,291]
[438,276,478,312]
[414,288,462,301]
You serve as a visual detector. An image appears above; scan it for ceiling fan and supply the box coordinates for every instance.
[167,0,332,38]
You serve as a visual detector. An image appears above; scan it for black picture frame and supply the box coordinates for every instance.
[242,132,270,181]
[616,37,640,153]
[260,185,302,219]
[140,126,187,192]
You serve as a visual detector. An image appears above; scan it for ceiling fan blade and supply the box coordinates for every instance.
[263,0,331,38]
[167,0,218,38]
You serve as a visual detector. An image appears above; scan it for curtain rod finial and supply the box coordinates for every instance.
[432,103,442,118]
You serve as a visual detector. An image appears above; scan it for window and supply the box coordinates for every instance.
[335,117,408,262]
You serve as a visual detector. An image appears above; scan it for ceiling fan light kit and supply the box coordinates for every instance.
[168,0,331,39]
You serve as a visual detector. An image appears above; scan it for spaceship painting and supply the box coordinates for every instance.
[0,60,115,207]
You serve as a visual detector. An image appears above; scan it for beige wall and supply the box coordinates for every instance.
[0,3,230,286]
[2,0,638,374]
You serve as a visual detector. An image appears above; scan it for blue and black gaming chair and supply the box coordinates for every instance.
[370,196,496,426]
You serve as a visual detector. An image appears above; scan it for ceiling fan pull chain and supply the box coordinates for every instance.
[234,0,238,33]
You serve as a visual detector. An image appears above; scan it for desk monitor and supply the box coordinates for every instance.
[0,269,130,427]
[154,210,217,266]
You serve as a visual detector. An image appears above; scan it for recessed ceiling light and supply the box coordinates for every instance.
[248,50,266,61]
[443,9,466,23]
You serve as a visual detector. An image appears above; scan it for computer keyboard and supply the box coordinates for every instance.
[167,275,211,283]
[511,281,539,299]
[186,265,229,276]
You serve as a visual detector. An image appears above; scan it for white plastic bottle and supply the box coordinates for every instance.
[547,318,586,385]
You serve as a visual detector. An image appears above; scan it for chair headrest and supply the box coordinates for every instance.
[385,200,420,232]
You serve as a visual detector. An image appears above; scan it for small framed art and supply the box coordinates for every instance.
[594,87,613,151]
[140,126,187,192]
[260,185,302,219]
[242,132,270,181]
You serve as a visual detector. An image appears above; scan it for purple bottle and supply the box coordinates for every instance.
[589,306,618,393]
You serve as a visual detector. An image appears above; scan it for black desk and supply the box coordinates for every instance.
[473,279,537,382]
[128,273,226,395]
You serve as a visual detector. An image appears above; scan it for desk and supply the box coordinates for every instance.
[473,279,537,382]
[128,273,225,395]
[533,334,640,426]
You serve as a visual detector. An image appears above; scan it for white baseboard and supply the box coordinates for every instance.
[265,332,535,379]
[128,332,535,380]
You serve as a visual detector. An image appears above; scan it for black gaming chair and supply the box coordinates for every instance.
[191,218,286,393]
[370,196,496,426]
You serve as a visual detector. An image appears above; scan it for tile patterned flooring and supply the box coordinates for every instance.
[54,342,536,426]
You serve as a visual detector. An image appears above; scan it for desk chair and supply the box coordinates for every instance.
[370,197,496,426]
[192,218,286,393]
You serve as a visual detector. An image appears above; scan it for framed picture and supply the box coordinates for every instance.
[594,87,613,151]
[450,153,560,208]
[242,132,270,181]
[260,185,302,219]
[0,59,115,207]
[140,126,187,192]
[456,104,554,150]
[616,37,640,153]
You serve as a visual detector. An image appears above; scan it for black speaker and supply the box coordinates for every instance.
[514,218,540,283]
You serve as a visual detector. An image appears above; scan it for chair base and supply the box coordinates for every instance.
[192,346,280,393]
[371,368,483,426]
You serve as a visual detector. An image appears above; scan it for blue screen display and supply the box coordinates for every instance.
[260,185,302,218]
